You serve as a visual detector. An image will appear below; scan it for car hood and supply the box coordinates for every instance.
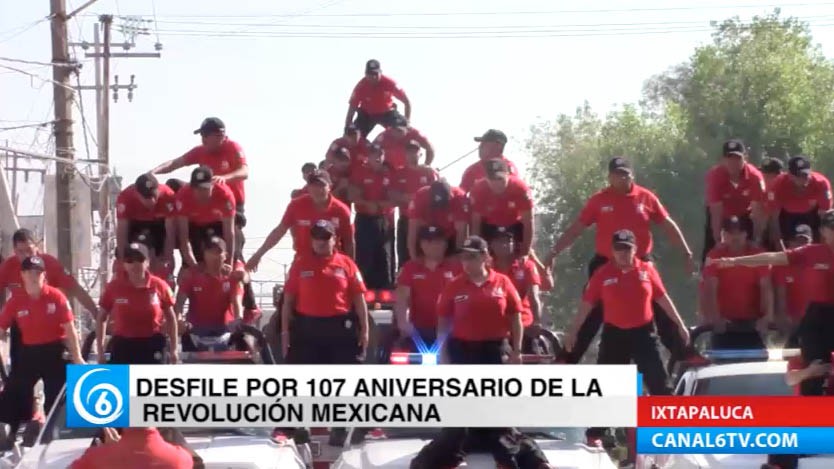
[15,436,306,469]
[333,438,617,469]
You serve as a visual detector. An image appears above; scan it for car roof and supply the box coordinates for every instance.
[691,360,788,380]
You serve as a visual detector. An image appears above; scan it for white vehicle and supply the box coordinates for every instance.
[638,349,834,469]
[0,387,309,469]
[333,427,619,469]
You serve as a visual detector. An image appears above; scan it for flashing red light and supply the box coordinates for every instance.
[377,290,394,302]
[390,352,410,364]
[364,291,376,303]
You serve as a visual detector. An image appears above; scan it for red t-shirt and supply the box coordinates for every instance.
[279,194,353,254]
[0,285,73,345]
[373,127,431,169]
[348,74,407,115]
[407,185,469,238]
[469,176,534,226]
[349,163,394,216]
[100,275,174,338]
[766,172,833,214]
[773,264,808,320]
[392,165,439,212]
[785,244,834,304]
[182,139,247,204]
[494,258,541,327]
[284,253,366,317]
[703,244,770,320]
[327,136,370,172]
[460,157,519,193]
[578,184,669,258]
[179,267,243,328]
[583,259,666,329]
[397,259,462,329]
[116,184,177,222]
[70,428,193,469]
[437,270,523,341]
[175,183,236,226]
[0,254,74,299]
[705,163,766,216]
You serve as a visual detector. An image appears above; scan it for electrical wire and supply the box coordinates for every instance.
[0,56,78,68]
[0,121,56,132]
[0,64,79,92]
[0,16,50,44]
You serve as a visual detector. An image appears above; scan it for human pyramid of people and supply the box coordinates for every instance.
[0,58,832,468]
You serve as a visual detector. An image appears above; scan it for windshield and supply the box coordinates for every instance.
[694,373,793,396]
[374,427,585,442]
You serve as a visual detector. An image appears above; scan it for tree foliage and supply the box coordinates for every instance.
[529,11,834,326]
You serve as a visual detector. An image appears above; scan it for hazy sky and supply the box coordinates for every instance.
[4,0,834,281]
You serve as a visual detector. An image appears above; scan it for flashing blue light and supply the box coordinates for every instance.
[421,353,437,365]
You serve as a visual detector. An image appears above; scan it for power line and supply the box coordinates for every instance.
[0,64,79,92]
[0,56,78,68]
[0,121,57,132]
[0,16,50,44]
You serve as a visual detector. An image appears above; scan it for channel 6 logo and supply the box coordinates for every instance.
[66,365,130,428]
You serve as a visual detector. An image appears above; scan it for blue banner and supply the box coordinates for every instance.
[638,427,834,454]
[66,365,130,428]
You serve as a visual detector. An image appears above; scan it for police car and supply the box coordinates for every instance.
[638,348,834,469]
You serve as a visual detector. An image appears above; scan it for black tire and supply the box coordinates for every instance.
[81,331,97,361]
[538,329,563,357]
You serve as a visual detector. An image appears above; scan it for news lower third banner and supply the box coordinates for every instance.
[65,364,638,428]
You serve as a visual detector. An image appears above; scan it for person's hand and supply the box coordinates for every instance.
[221,263,233,275]
[507,350,522,364]
[710,257,736,269]
[169,350,180,364]
[72,356,86,365]
[101,427,121,445]
[97,349,108,364]
[357,328,369,361]
[677,325,690,344]
[281,332,290,359]
[212,174,227,184]
[563,332,577,353]
[246,255,262,272]
[807,360,831,378]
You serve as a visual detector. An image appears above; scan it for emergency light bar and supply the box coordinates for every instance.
[699,348,801,361]
[364,290,396,306]
[389,352,437,365]
[180,350,253,363]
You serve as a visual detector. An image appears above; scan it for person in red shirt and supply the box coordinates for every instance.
[773,224,813,342]
[281,220,369,363]
[324,146,354,204]
[326,123,370,171]
[248,170,355,270]
[460,129,519,193]
[372,117,434,169]
[390,140,439,268]
[70,427,194,469]
[712,209,834,395]
[348,147,396,289]
[345,59,411,137]
[115,173,177,264]
[545,157,694,363]
[703,139,767,262]
[98,243,178,365]
[407,180,469,260]
[565,230,689,395]
[112,233,175,288]
[0,256,84,435]
[394,226,461,351]
[767,155,833,246]
[489,227,543,353]
[175,166,236,268]
[703,216,773,349]
[470,159,535,256]
[290,162,317,199]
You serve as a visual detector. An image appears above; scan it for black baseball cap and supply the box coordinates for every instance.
[821,210,834,229]
[760,158,784,175]
[306,169,332,186]
[723,139,746,157]
[135,173,159,199]
[311,219,336,238]
[365,59,381,73]
[608,157,633,175]
[612,229,636,248]
[492,226,515,240]
[793,224,813,240]
[165,178,185,193]
[124,242,149,261]
[474,129,508,145]
[460,236,489,254]
[429,180,452,207]
[21,256,45,272]
[788,155,812,177]
[722,215,751,232]
[193,117,225,135]
[12,228,36,244]
[190,166,213,188]
[485,159,510,179]
[301,162,317,172]
[418,225,446,241]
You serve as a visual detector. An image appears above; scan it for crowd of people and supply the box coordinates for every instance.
[0,58,829,468]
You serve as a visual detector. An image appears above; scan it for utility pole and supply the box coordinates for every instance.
[50,0,76,271]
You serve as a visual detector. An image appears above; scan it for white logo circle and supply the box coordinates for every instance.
[72,368,124,425]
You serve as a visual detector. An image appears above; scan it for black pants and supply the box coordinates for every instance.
[779,209,821,243]
[566,254,685,364]
[0,341,66,429]
[796,303,834,396]
[8,322,22,373]
[109,334,166,364]
[702,209,753,263]
[598,323,671,395]
[287,313,361,364]
[710,328,766,349]
[127,219,166,256]
[353,109,404,138]
[446,338,504,364]
[397,215,410,270]
[355,213,394,289]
